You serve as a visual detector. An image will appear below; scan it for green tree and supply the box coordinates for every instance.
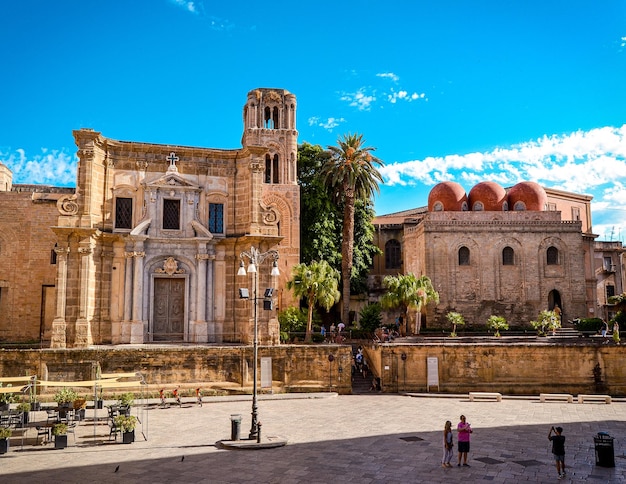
[446,311,465,337]
[286,260,341,342]
[298,143,341,267]
[278,307,308,342]
[380,273,439,335]
[487,315,509,337]
[323,133,384,325]
[358,303,383,333]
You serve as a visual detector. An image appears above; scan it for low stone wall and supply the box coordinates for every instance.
[0,345,354,397]
[1,342,624,398]
[365,342,626,395]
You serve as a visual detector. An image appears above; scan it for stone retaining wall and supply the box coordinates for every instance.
[1,342,624,397]
[366,342,626,395]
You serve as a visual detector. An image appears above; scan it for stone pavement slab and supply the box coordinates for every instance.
[0,393,625,483]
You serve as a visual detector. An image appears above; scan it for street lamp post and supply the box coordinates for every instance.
[237,246,279,441]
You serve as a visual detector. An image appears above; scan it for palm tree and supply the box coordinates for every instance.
[286,260,341,343]
[380,273,439,335]
[323,133,384,326]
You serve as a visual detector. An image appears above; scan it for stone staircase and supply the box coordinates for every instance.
[550,327,581,338]
[351,343,374,394]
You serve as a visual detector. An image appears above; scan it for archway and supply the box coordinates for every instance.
[548,289,563,323]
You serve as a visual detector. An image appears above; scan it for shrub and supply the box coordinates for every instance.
[52,423,67,436]
[114,415,138,432]
[118,393,134,407]
[359,303,382,333]
[0,384,15,405]
[446,311,465,337]
[53,387,78,404]
[573,317,604,332]
[530,310,560,336]
[0,427,12,439]
[487,315,509,337]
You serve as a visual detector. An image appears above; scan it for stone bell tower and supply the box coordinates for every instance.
[242,88,298,186]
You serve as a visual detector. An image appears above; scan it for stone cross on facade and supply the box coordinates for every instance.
[166,152,179,172]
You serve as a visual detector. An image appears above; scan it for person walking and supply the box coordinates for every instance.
[548,425,566,479]
[612,321,620,345]
[442,420,454,467]
[457,415,472,466]
[196,387,203,407]
[601,320,609,343]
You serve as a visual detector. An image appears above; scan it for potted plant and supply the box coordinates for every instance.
[114,415,137,444]
[530,310,559,337]
[118,392,134,416]
[54,387,78,412]
[487,315,509,337]
[16,402,31,425]
[52,423,68,449]
[0,384,15,412]
[0,427,12,454]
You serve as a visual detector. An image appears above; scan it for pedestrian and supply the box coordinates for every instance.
[612,321,620,345]
[159,388,166,407]
[601,319,609,343]
[196,387,203,407]
[321,325,326,339]
[548,425,566,479]
[442,420,454,467]
[337,321,345,334]
[173,387,181,407]
[457,415,472,466]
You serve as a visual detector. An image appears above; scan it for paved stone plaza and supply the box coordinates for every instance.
[1,393,625,483]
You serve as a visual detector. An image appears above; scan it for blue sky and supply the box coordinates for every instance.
[1,1,625,241]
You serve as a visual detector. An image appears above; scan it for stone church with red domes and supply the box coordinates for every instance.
[370,180,600,332]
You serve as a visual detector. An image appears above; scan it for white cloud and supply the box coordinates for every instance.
[621,36,626,48]
[308,116,346,131]
[377,72,399,82]
[387,89,427,104]
[340,88,376,111]
[170,0,198,14]
[0,148,77,186]
[379,125,626,240]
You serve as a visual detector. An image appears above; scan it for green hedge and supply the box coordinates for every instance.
[573,317,604,332]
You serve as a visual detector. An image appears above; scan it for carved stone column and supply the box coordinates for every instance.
[50,244,69,349]
[130,249,145,344]
[191,252,209,343]
[206,253,215,342]
[74,243,95,348]
[249,159,264,234]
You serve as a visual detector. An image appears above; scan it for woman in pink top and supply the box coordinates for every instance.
[457,415,473,466]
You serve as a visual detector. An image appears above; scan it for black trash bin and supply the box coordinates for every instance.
[594,432,615,467]
[230,414,242,441]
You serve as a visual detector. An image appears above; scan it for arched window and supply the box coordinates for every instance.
[265,154,280,184]
[547,246,559,265]
[433,201,444,211]
[502,246,514,265]
[385,239,402,269]
[458,246,470,266]
[473,201,484,211]
[514,201,526,211]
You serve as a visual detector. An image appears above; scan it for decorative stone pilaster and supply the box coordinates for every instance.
[74,245,94,348]
[50,245,69,349]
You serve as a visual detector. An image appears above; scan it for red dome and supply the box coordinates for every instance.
[428,181,468,211]
[468,181,507,211]
[508,181,547,211]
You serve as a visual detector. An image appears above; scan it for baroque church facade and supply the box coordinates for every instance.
[0,88,299,348]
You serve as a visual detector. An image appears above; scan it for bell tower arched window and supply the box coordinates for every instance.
[265,154,279,184]
[264,106,280,129]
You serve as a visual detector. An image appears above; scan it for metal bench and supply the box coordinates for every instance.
[468,392,502,402]
[539,393,574,403]
[577,394,611,404]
